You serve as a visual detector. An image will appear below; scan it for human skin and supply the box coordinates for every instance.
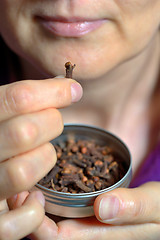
[0,0,160,239]
[0,78,83,240]
[0,0,160,80]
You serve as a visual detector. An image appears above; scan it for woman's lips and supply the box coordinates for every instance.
[38,17,107,37]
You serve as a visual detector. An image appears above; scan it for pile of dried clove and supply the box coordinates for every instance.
[39,139,127,193]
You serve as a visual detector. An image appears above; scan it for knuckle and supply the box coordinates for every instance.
[8,119,38,148]
[5,82,33,114]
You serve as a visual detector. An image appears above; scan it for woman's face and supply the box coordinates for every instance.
[0,0,160,80]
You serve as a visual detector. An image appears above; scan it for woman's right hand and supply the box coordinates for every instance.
[0,78,83,240]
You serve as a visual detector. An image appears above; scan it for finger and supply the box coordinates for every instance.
[57,218,160,240]
[7,191,29,210]
[29,216,58,240]
[0,191,45,240]
[0,78,83,121]
[0,142,56,200]
[0,107,63,162]
[94,182,160,225]
[8,192,58,240]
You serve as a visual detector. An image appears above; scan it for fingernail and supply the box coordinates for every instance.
[71,82,83,102]
[99,196,119,222]
[35,191,45,207]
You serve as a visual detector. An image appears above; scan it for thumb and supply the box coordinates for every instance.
[94,182,160,225]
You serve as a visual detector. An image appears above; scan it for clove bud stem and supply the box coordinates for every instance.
[65,62,76,78]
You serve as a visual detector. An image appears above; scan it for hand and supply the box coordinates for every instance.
[10,182,160,240]
[0,78,82,240]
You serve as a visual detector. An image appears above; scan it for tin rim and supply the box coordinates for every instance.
[36,123,132,198]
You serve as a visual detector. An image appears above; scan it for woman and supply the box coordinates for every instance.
[0,0,160,239]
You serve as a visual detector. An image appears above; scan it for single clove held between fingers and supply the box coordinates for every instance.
[65,62,76,78]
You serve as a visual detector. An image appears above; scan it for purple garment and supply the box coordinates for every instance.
[130,142,160,187]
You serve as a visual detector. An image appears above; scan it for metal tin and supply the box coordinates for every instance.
[34,124,132,218]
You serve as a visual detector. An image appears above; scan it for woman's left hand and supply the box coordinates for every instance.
[8,181,160,240]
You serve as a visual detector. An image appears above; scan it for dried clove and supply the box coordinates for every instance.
[65,62,76,78]
[39,139,127,193]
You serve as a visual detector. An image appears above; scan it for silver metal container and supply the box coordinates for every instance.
[34,124,132,218]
